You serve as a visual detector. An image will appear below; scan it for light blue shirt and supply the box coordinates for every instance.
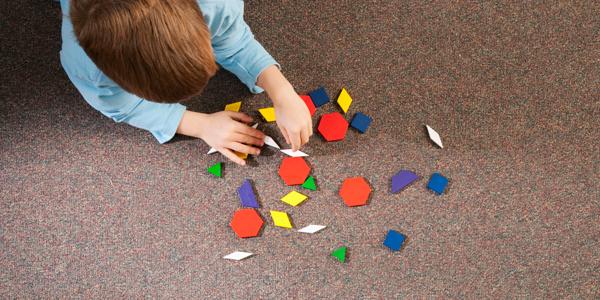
[60,0,277,143]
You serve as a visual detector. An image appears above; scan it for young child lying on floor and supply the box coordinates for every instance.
[60,0,312,165]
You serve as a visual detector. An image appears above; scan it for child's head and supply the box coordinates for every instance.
[70,0,218,102]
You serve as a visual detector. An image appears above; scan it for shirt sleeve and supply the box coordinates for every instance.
[60,56,186,144]
[206,0,278,94]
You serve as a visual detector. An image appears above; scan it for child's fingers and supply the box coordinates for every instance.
[289,131,301,151]
[300,128,310,146]
[278,124,290,145]
[235,123,265,139]
[229,142,261,156]
[226,111,253,123]
[232,133,264,147]
[219,148,246,166]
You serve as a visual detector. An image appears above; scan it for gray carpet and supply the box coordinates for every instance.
[1,0,599,298]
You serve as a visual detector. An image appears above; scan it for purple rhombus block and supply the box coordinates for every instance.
[238,179,259,208]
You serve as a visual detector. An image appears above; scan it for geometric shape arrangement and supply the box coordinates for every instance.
[258,107,276,122]
[350,112,372,133]
[300,95,316,116]
[238,179,259,208]
[297,224,326,234]
[280,149,309,157]
[308,86,330,107]
[281,190,308,206]
[224,101,242,112]
[270,210,293,228]
[425,124,443,148]
[230,208,264,238]
[427,172,448,195]
[331,246,347,263]
[339,177,372,207]
[278,157,311,186]
[223,251,254,261]
[383,230,406,251]
[391,170,419,193]
[318,112,349,142]
[301,176,317,191]
[336,87,352,113]
[207,162,222,178]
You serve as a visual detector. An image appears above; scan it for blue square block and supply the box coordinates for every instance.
[383,230,406,251]
[350,112,372,133]
[308,86,330,107]
[427,172,448,195]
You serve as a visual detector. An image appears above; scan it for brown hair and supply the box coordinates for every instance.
[70,0,218,102]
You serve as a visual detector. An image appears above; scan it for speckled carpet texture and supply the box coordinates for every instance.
[1,0,599,298]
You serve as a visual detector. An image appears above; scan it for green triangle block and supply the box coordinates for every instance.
[207,162,222,178]
[331,246,347,263]
[302,176,317,191]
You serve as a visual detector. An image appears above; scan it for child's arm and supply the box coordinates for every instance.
[205,1,312,150]
[257,65,312,150]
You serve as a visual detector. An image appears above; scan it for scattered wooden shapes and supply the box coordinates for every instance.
[270,210,293,228]
[383,230,407,251]
[339,176,372,207]
[427,172,448,195]
[425,125,443,148]
[391,170,419,193]
[207,162,222,178]
[331,246,347,263]
[223,251,254,261]
[298,224,326,234]
[258,107,276,122]
[350,112,372,133]
[301,175,317,191]
[238,179,259,208]
[278,157,311,186]
[317,112,349,142]
[224,101,242,112]
[336,87,352,113]
[308,86,330,107]
[229,208,264,238]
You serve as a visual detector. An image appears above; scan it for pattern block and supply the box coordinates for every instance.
[278,157,311,186]
[350,112,372,133]
[230,208,264,238]
[308,86,330,107]
[383,230,407,251]
[317,112,349,142]
[427,172,448,195]
[336,87,352,113]
[339,177,372,207]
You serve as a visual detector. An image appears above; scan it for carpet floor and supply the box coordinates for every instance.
[1,0,599,298]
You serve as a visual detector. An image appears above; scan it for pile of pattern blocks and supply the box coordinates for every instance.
[209,86,449,262]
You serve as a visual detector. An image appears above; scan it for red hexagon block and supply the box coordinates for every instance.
[230,208,264,238]
[318,112,349,142]
[278,157,311,186]
[339,177,372,207]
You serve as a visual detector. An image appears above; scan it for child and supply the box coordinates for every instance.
[60,0,312,165]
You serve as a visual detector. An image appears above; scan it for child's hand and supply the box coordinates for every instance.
[257,65,313,151]
[177,110,265,165]
[273,89,313,150]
